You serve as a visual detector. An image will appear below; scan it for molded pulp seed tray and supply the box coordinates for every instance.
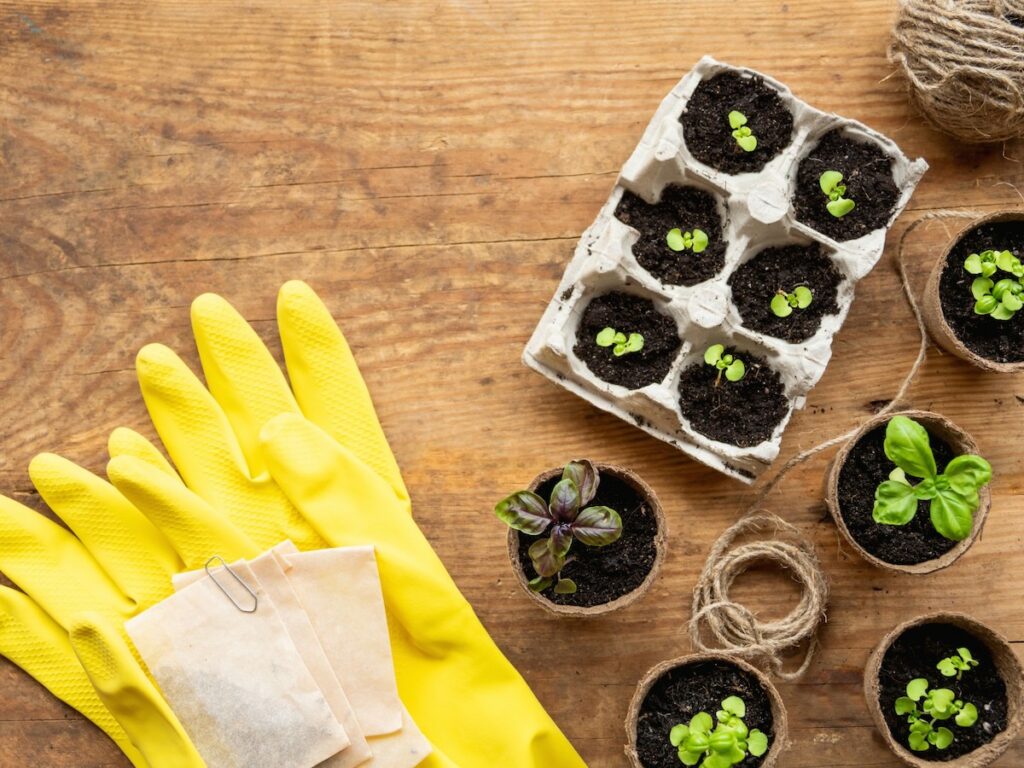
[523,57,928,483]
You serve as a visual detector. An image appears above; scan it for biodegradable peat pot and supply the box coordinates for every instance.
[523,55,928,483]
[505,463,666,617]
[624,653,789,768]
[826,410,991,575]
[923,210,1024,373]
[865,612,1024,768]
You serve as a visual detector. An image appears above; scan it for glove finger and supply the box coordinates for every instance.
[191,292,300,477]
[109,427,179,478]
[70,613,206,768]
[30,453,181,609]
[0,587,148,767]
[259,414,449,635]
[108,455,261,569]
[0,495,131,624]
[277,280,408,503]
[137,342,254,500]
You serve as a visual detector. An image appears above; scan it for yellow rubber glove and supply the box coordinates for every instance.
[125,281,587,768]
[0,454,211,767]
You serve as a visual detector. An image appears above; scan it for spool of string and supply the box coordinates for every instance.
[889,0,1024,143]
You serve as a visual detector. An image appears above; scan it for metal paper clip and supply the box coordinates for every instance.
[205,555,258,613]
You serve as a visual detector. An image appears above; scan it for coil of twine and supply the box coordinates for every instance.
[689,515,829,681]
[889,0,1024,143]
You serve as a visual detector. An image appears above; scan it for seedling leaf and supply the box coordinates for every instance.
[907,678,929,701]
[929,490,976,541]
[748,729,768,757]
[721,696,745,718]
[495,491,552,534]
[956,702,978,727]
[553,578,577,595]
[705,344,725,365]
[873,480,918,526]
[725,359,746,382]
[667,228,686,252]
[670,724,689,747]
[692,228,709,253]
[728,110,747,129]
[572,506,624,546]
[771,293,793,318]
[827,198,856,218]
[596,327,617,347]
[794,285,813,308]
[820,170,844,195]
[884,415,937,479]
[562,459,600,506]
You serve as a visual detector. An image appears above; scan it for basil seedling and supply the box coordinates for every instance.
[669,696,769,767]
[967,249,1024,320]
[872,416,992,542]
[729,111,757,153]
[704,344,746,385]
[895,670,979,753]
[770,285,813,318]
[495,460,623,595]
[667,227,710,254]
[819,170,855,218]
[937,647,979,680]
[596,327,644,356]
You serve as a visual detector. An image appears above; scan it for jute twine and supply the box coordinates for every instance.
[889,0,1024,144]
[689,211,981,680]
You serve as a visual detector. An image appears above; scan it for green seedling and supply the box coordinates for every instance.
[728,111,757,153]
[819,170,855,218]
[967,249,1024,320]
[669,696,769,767]
[704,344,745,386]
[667,227,710,254]
[770,285,813,318]
[872,415,992,542]
[894,674,979,753]
[495,459,623,595]
[938,648,979,680]
[596,327,644,357]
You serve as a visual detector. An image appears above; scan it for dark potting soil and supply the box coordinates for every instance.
[514,470,658,608]
[614,185,727,286]
[635,659,775,768]
[677,349,788,447]
[728,243,843,343]
[573,291,681,389]
[836,422,958,565]
[793,128,900,242]
[939,219,1024,363]
[681,70,795,176]
[878,622,1008,761]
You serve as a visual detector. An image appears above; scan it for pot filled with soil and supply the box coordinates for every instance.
[793,128,901,242]
[680,69,795,176]
[613,184,727,286]
[922,210,1024,372]
[625,653,788,768]
[677,343,790,448]
[727,242,844,343]
[826,411,992,575]
[866,612,1024,767]
[495,460,667,617]
[572,290,682,389]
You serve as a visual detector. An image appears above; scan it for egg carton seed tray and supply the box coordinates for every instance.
[524,56,927,483]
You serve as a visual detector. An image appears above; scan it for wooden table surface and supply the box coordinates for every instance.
[1,0,1023,765]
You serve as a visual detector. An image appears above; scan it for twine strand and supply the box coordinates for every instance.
[690,211,981,680]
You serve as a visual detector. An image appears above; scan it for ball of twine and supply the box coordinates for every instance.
[689,514,829,681]
[889,0,1024,143]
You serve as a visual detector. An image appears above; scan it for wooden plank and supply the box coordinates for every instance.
[1,0,1022,765]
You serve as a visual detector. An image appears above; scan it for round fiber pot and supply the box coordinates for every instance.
[922,210,1024,373]
[624,653,789,768]
[506,463,666,618]
[825,410,991,575]
[865,612,1024,768]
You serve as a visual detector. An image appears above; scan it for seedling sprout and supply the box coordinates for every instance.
[596,327,644,357]
[728,111,757,153]
[966,249,1024,321]
[704,344,746,386]
[667,227,710,254]
[669,696,769,767]
[770,285,813,318]
[819,170,855,219]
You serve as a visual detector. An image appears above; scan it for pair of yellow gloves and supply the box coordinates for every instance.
[0,282,587,768]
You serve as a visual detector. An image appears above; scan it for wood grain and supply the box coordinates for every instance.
[1,0,1022,765]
